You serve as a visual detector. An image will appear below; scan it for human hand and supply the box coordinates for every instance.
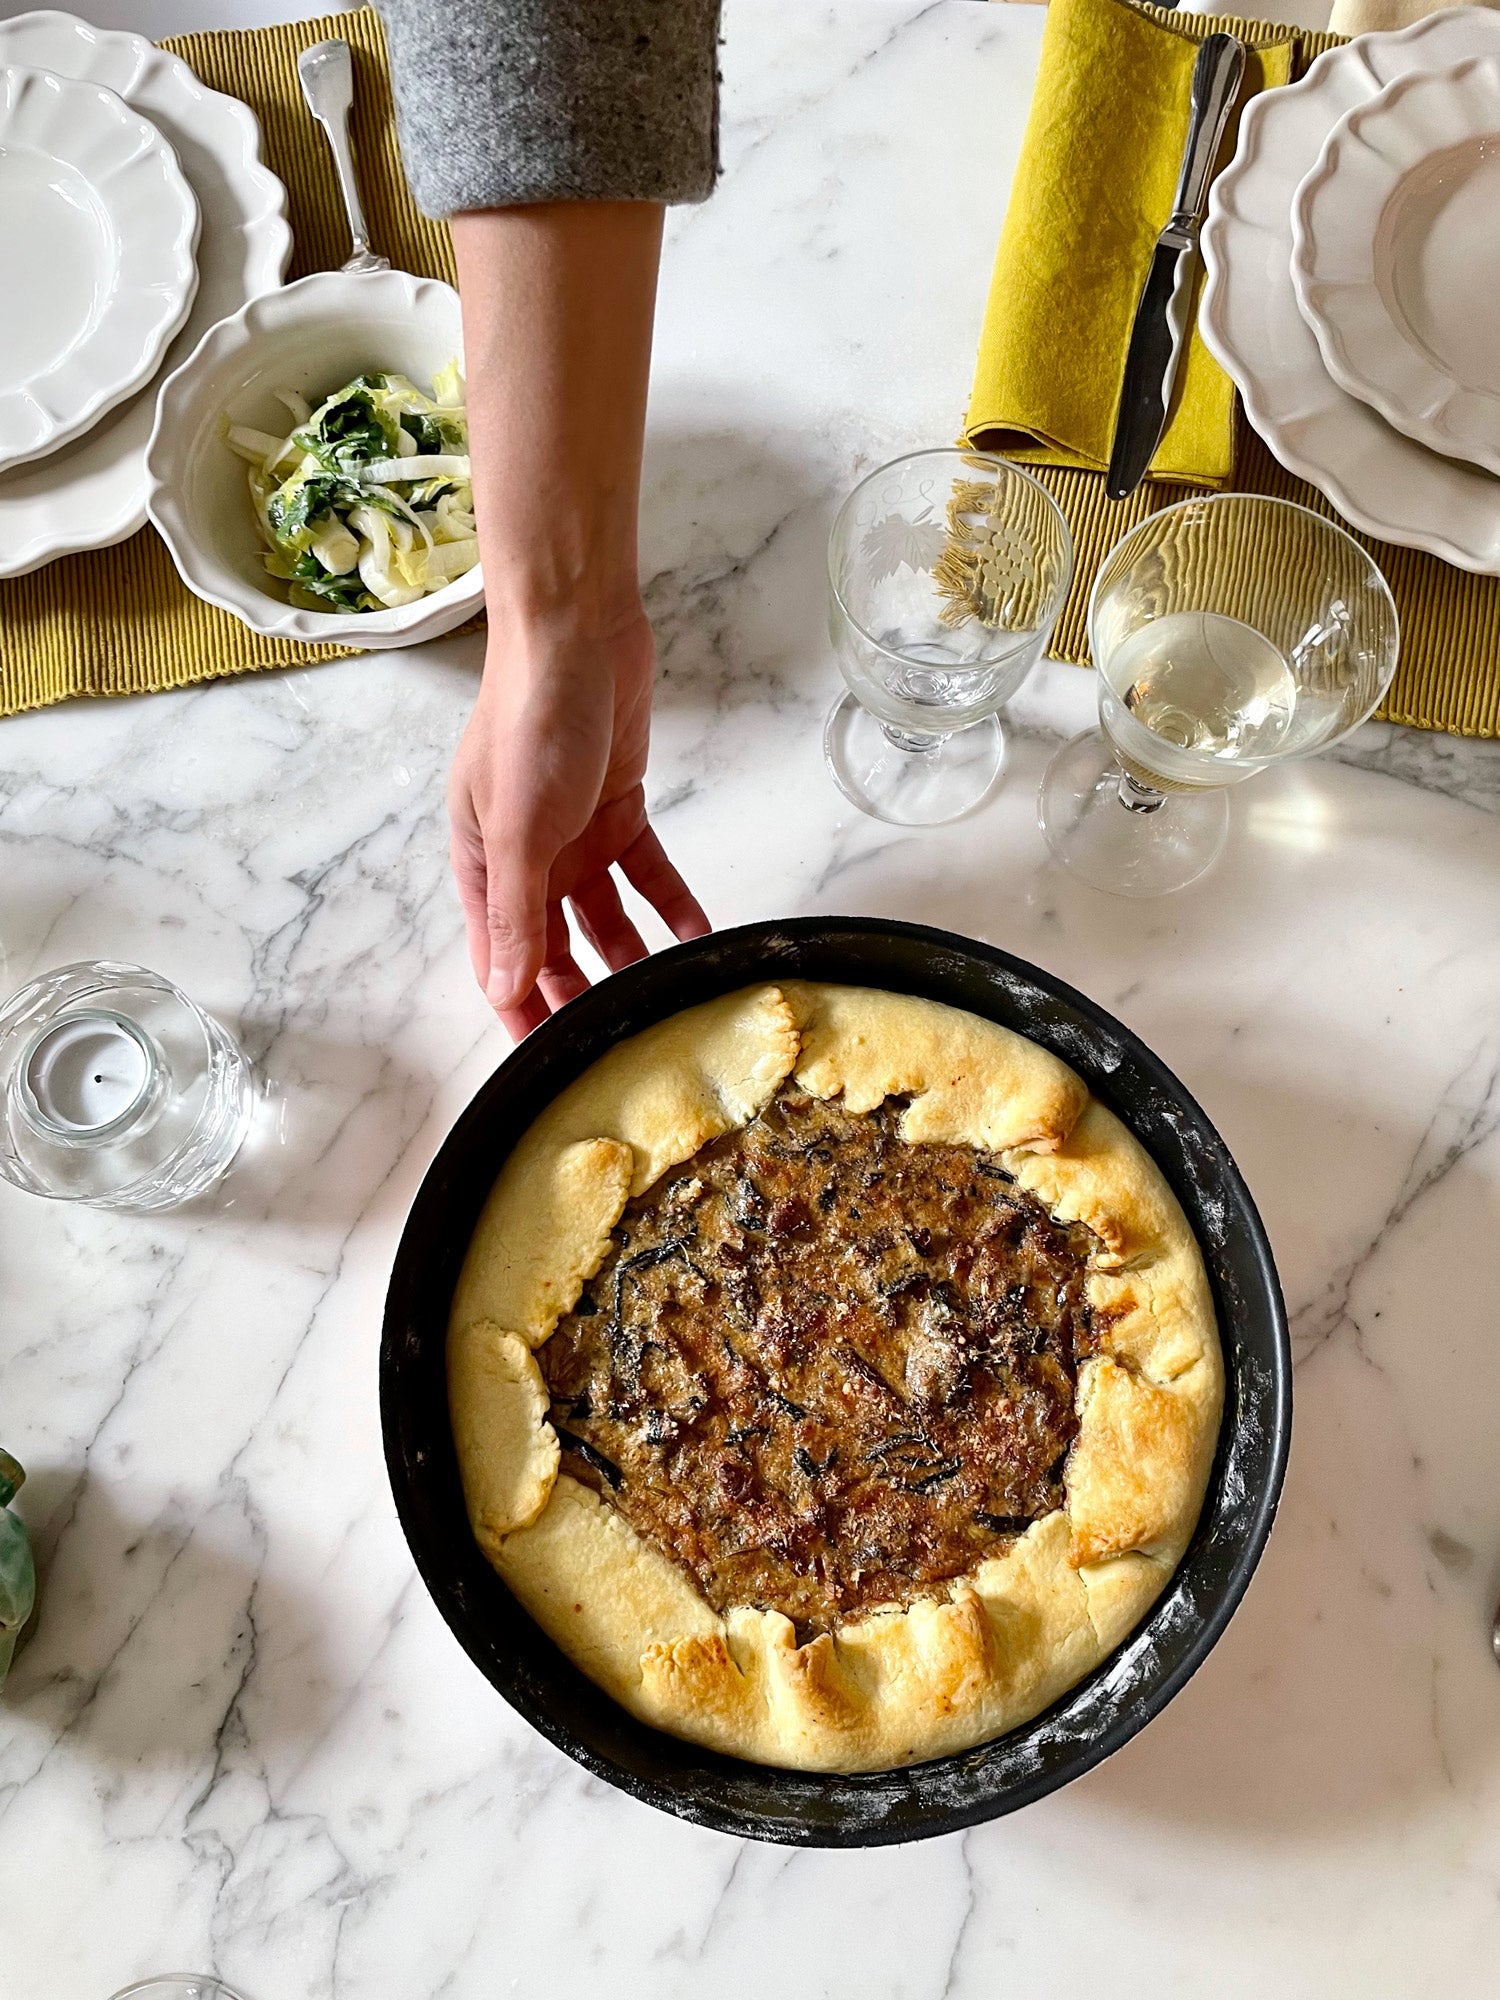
[446,201,694,1036]
[448,603,710,1040]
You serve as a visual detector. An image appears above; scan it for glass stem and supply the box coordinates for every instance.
[880,722,943,755]
[1116,768,1166,815]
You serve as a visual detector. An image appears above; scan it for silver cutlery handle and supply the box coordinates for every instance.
[298,38,377,263]
[1171,33,1247,227]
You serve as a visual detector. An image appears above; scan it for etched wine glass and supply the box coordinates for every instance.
[825,448,1073,824]
[1038,494,1399,895]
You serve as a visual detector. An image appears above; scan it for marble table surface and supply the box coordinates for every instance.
[4,0,1500,1993]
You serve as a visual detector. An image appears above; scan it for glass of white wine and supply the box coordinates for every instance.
[826,449,1073,825]
[1038,494,1399,895]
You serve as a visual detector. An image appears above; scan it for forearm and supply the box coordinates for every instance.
[445,200,705,1026]
[451,202,664,644]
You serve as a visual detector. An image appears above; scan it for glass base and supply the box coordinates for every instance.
[109,1980,250,2000]
[1038,728,1229,896]
[823,693,1005,826]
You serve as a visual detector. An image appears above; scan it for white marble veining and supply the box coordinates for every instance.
[2,0,1499,1993]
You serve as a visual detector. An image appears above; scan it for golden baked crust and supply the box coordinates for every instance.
[447,982,1222,1772]
[449,983,800,1345]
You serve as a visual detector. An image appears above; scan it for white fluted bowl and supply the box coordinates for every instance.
[146,267,483,647]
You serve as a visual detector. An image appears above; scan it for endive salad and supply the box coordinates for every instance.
[224,362,479,613]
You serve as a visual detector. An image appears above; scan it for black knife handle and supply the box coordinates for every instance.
[1172,34,1248,226]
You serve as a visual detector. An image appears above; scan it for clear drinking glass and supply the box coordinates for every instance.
[1038,494,1399,895]
[826,448,1074,824]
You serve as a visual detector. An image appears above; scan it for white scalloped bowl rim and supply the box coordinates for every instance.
[146,268,483,648]
[1200,8,1500,572]
[1291,54,1500,475]
[0,10,291,578]
[0,64,201,471]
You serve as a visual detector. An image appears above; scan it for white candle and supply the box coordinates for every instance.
[23,1013,151,1133]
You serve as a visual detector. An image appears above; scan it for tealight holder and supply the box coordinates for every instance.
[0,961,253,1210]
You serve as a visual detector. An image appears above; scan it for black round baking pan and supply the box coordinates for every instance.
[382,917,1290,1847]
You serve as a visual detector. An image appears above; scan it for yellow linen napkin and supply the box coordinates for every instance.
[962,0,1293,485]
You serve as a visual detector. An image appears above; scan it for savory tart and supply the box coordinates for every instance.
[448,982,1222,1773]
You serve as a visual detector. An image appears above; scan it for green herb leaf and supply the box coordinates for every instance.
[287,550,378,613]
[266,477,331,543]
[399,411,444,455]
[398,409,465,455]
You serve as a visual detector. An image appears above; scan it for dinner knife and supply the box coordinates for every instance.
[1105,32,1247,501]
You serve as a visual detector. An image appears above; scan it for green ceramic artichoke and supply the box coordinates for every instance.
[0,1450,35,1689]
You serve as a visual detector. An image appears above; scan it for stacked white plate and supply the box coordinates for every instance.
[1201,6,1500,574]
[0,9,290,580]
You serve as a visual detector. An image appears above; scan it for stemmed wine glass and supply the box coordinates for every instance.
[825,449,1073,824]
[1038,494,1399,895]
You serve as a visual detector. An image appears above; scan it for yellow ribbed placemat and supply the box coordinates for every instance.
[0,8,457,720]
[1022,8,1499,737]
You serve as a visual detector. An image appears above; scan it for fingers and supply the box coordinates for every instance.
[453,789,710,1039]
[493,906,585,1040]
[618,827,712,943]
[449,822,494,992]
[504,842,709,1035]
[496,985,552,1042]
[570,870,650,972]
[535,901,591,1012]
[479,844,550,1015]
[449,755,550,1016]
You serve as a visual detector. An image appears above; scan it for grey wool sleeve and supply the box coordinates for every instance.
[373,0,723,219]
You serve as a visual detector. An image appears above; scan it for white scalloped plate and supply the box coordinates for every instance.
[1201,6,1500,574]
[0,10,290,577]
[1293,56,1500,475]
[0,66,198,472]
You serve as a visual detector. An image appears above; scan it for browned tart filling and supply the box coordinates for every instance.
[541,1088,1100,1638]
